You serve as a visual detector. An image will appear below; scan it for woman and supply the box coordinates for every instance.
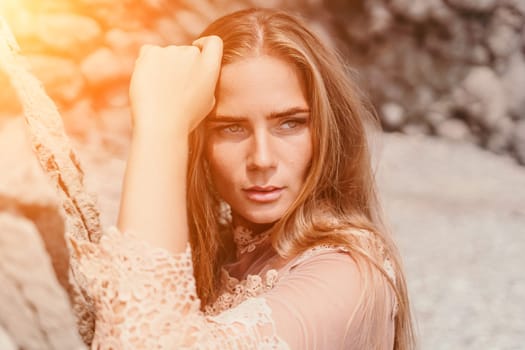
[70,8,415,349]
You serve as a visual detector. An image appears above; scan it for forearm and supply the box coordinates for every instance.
[116,37,221,254]
[117,127,188,254]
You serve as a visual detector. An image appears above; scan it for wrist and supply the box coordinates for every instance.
[132,119,190,141]
[130,128,188,154]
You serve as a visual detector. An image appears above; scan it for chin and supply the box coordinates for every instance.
[243,207,286,225]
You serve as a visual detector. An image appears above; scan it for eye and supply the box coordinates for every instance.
[220,124,245,134]
[281,120,298,129]
[279,117,307,130]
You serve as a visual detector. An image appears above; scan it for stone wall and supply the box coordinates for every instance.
[0,118,85,350]
[1,0,524,163]
[315,0,525,164]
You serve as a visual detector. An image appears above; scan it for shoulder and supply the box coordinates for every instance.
[262,242,396,349]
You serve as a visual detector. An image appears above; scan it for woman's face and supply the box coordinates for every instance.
[205,55,312,232]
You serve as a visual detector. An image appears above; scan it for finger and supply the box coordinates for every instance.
[139,44,155,56]
[193,35,223,61]
[192,35,223,78]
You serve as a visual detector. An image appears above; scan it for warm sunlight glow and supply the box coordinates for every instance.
[1,0,39,38]
[0,0,84,39]
[1,0,28,23]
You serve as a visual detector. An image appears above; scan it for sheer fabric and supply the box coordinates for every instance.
[69,226,396,349]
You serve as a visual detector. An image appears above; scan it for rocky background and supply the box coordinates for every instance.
[0,0,524,349]
[1,0,525,163]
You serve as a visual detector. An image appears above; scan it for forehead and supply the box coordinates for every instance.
[214,55,308,117]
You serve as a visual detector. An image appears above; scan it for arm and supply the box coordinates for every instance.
[69,228,287,349]
[70,229,395,349]
[117,126,189,254]
[117,37,222,254]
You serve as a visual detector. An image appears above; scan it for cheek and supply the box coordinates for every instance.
[293,131,313,178]
[205,142,238,187]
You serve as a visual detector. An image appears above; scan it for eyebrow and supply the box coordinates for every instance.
[207,107,310,123]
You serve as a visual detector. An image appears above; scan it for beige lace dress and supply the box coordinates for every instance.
[69,225,397,349]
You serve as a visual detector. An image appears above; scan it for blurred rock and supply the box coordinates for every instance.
[424,17,475,62]
[505,0,525,15]
[428,0,457,21]
[522,24,525,50]
[27,54,85,104]
[62,99,98,141]
[0,117,73,289]
[470,45,490,65]
[389,0,444,22]
[80,47,131,86]
[5,11,38,40]
[453,67,506,130]
[0,118,58,206]
[0,213,85,350]
[34,13,102,56]
[402,122,431,136]
[185,0,221,21]
[414,86,436,112]
[0,118,85,349]
[486,116,513,154]
[435,118,471,141]
[97,106,132,141]
[367,2,393,34]
[445,0,498,12]
[426,100,454,127]
[501,53,525,119]
[380,102,406,130]
[314,0,524,163]
[102,85,130,108]
[249,0,284,9]
[76,1,142,30]
[426,109,447,129]
[218,0,250,15]
[0,71,21,116]
[142,0,168,11]
[487,21,521,58]
[513,120,525,165]
[0,326,16,350]
[96,113,131,157]
[175,10,210,38]
[493,5,523,29]
[105,28,165,54]
[155,16,188,43]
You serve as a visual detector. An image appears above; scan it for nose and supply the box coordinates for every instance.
[247,129,277,171]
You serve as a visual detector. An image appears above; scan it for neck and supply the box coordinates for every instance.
[232,213,275,236]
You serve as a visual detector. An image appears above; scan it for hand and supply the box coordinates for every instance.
[129,36,223,136]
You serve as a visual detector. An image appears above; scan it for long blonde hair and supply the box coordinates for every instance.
[187,8,415,349]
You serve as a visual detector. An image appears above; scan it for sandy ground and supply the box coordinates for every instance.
[377,133,525,350]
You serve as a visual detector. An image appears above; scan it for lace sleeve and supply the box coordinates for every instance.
[68,227,288,349]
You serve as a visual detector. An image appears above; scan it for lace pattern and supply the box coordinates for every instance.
[212,227,399,318]
[233,226,272,256]
[68,227,289,349]
[208,297,288,349]
[205,268,279,316]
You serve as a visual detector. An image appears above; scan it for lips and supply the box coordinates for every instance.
[243,186,284,203]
